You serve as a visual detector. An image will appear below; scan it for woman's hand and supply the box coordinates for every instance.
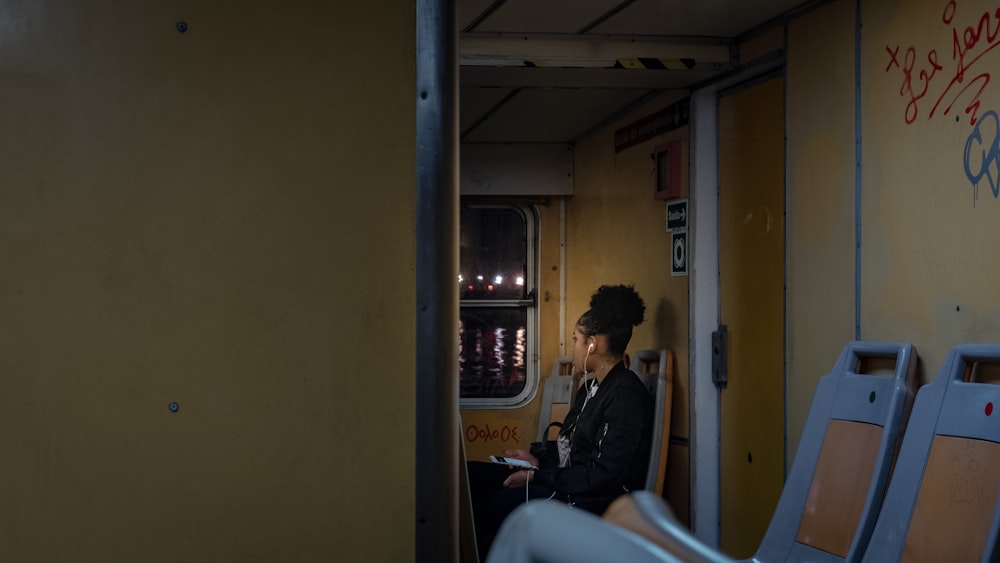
[503,469,532,488]
[503,449,539,468]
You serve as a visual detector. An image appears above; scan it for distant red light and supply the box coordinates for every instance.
[487,285,494,291]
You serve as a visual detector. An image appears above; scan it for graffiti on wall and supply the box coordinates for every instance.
[964,110,1000,201]
[465,423,520,444]
[885,1,1000,204]
[885,1,999,126]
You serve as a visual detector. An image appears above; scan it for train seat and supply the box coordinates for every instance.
[605,341,919,562]
[861,344,1000,562]
[760,341,918,561]
[536,356,575,444]
[630,349,675,494]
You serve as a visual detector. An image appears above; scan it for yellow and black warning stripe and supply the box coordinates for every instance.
[614,57,696,70]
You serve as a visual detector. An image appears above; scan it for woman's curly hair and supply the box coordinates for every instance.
[577,284,645,356]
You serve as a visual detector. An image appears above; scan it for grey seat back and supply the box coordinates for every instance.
[862,344,1000,563]
[537,356,574,442]
[630,349,673,493]
[757,341,917,562]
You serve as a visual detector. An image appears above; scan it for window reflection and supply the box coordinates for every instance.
[459,205,534,402]
[459,309,527,399]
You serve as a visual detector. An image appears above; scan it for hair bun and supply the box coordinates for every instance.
[588,284,645,331]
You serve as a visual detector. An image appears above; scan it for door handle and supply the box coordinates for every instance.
[712,324,728,389]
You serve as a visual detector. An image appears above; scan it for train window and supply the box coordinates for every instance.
[459,204,537,407]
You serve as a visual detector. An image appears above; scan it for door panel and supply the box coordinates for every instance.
[718,75,786,558]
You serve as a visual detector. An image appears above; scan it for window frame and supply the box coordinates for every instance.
[458,201,539,409]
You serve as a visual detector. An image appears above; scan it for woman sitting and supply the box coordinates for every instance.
[470,284,654,554]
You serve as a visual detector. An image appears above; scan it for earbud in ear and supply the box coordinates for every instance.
[588,343,595,353]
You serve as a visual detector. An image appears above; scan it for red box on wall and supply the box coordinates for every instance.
[654,141,682,201]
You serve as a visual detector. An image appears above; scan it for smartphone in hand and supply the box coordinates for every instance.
[490,455,538,470]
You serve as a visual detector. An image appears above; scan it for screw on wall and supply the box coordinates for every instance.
[176,21,188,33]
[168,402,180,413]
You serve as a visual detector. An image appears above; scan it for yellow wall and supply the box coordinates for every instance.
[784,0,1000,464]
[570,94,692,522]
[0,2,415,562]
[785,0,857,464]
[859,0,1000,377]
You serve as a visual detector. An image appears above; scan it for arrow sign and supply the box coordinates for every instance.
[667,199,688,231]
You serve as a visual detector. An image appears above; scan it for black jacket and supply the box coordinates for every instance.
[532,361,654,514]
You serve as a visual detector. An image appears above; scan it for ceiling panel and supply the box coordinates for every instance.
[473,0,621,33]
[460,87,653,143]
[459,0,497,31]
[589,0,806,37]
[457,0,819,143]
[460,86,519,134]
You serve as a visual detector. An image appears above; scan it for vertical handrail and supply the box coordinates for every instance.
[416,0,459,561]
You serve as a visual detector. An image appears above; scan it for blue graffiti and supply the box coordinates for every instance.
[964,110,1000,205]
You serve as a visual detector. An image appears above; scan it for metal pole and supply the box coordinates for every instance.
[415,0,459,560]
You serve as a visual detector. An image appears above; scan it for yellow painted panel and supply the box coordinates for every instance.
[537,201,564,367]
[462,410,536,463]
[785,0,857,467]
[0,2,415,562]
[718,76,786,559]
[861,0,1000,375]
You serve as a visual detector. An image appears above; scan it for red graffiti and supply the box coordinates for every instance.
[886,1,1000,126]
[896,46,944,124]
[886,45,901,71]
[465,424,520,443]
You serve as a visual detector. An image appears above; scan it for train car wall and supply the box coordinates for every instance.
[0,2,415,561]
